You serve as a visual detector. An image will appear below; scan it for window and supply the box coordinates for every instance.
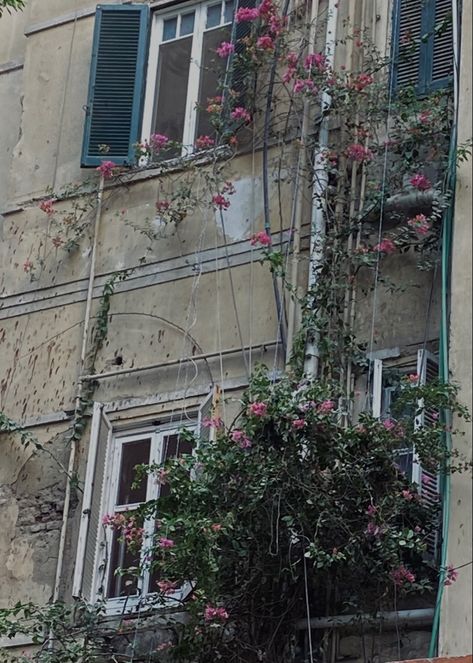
[392,0,454,94]
[371,348,441,558]
[141,0,235,156]
[81,2,254,167]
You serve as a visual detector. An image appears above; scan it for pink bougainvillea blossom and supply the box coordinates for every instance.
[292,418,306,430]
[421,474,433,486]
[96,160,116,179]
[150,133,170,151]
[195,135,215,150]
[231,106,252,123]
[211,523,222,533]
[293,78,316,94]
[157,643,175,652]
[365,521,381,537]
[318,400,335,413]
[156,200,171,213]
[383,419,396,431]
[202,416,224,429]
[366,504,378,516]
[418,110,431,125]
[206,96,223,114]
[410,173,432,190]
[374,238,397,254]
[248,401,268,417]
[158,537,175,549]
[304,52,327,71]
[345,143,373,162]
[23,259,34,273]
[408,213,431,235]
[257,35,275,50]
[157,580,178,594]
[391,565,416,586]
[231,429,252,448]
[250,231,272,246]
[444,564,459,586]
[212,194,231,210]
[235,6,259,21]
[407,373,420,383]
[39,199,55,215]
[216,41,235,58]
[204,605,229,622]
[350,72,374,91]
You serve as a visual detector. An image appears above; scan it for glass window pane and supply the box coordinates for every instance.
[180,12,195,36]
[224,0,235,23]
[163,17,177,41]
[153,37,192,151]
[206,3,222,28]
[159,433,194,498]
[107,528,141,598]
[196,26,231,140]
[117,439,151,506]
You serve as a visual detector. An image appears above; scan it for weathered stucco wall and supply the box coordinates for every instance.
[439,0,473,655]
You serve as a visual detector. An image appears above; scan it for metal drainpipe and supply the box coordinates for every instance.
[304,0,339,378]
[51,175,105,607]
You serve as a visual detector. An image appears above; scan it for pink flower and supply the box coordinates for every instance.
[365,521,381,537]
[318,400,335,413]
[408,213,431,235]
[366,504,377,516]
[383,419,396,431]
[216,41,235,58]
[304,52,327,71]
[250,231,272,246]
[391,565,416,586]
[212,194,231,210]
[204,605,229,622]
[202,416,224,429]
[156,200,171,213]
[410,173,432,191]
[257,35,275,50]
[52,236,63,248]
[156,468,169,485]
[345,143,373,162]
[293,78,316,94]
[407,373,419,383]
[231,429,252,448]
[374,238,397,254]
[421,474,433,486]
[195,135,215,150]
[157,580,178,594]
[158,537,175,549]
[401,489,415,501]
[157,642,174,652]
[96,160,116,179]
[211,523,222,533]
[150,133,170,151]
[444,564,459,586]
[292,418,306,429]
[230,106,252,123]
[235,6,260,21]
[419,110,431,125]
[351,73,374,91]
[39,199,55,215]
[258,0,275,17]
[282,67,296,83]
[206,96,223,114]
[23,259,34,273]
[248,401,268,417]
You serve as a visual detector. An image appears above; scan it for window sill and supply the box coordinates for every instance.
[97,581,194,617]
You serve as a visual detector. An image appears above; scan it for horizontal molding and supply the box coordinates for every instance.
[25,5,96,36]
[0,59,23,75]
[0,230,296,321]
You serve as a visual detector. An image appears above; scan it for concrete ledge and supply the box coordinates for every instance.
[387,657,473,663]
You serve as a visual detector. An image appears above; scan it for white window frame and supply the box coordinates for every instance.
[141,0,234,155]
[94,421,196,616]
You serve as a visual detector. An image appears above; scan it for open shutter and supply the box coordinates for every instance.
[73,403,112,600]
[393,0,423,90]
[371,359,384,419]
[81,4,150,167]
[413,349,440,559]
[197,385,222,444]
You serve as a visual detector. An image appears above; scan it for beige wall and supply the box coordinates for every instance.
[439,0,473,655]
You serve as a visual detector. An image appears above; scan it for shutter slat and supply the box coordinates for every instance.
[432,0,454,82]
[81,5,150,167]
[395,0,423,88]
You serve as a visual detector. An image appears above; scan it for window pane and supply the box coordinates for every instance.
[159,433,194,498]
[163,17,177,41]
[153,37,192,149]
[224,0,235,23]
[180,12,195,36]
[107,528,141,598]
[117,439,151,506]
[196,26,231,140]
[206,3,222,28]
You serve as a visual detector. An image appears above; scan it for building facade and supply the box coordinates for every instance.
[0,0,470,659]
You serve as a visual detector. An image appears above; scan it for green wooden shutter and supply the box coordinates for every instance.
[393,0,453,95]
[81,4,150,167]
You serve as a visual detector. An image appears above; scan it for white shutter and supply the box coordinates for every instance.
[372,359,384,419]
[413,349,440,559]
[72,402,112,600]
[197,385,222,444]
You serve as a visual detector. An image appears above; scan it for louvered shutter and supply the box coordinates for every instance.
[392,0,453,94]
[393,0,423,90]
[430,0,454,87]
[413,349,440,559]
[73,403,112,601]
[81,4,150,167]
